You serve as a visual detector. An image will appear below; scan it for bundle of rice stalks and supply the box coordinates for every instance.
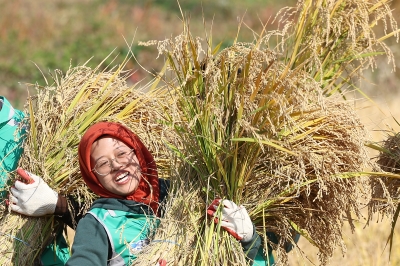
[367,130,400,215]
[375,132,400,174]
[137,0,400,264]
[136,25,373,264]
[0,59,174,265]
[365,130,400,257]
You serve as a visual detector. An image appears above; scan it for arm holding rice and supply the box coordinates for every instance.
[208,199,300,265]
[10,168,58,216]
[10,168,85,229]
[207,199,262,264]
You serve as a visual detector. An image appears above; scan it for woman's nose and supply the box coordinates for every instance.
[110,158,123,170]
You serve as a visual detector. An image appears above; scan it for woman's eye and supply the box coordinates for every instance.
[98,161,108,167]
[117,151,128,157]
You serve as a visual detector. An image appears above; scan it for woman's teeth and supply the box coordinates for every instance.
[115,172,129,182]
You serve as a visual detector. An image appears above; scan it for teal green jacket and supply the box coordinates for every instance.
[65,179,170,266]
[66,197,162,266]
[87,207,159,265]
[0,96,26,196]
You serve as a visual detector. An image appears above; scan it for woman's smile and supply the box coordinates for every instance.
[114,171,130,183]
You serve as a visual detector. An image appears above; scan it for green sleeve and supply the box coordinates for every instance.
[65,214,110,266]
[240,224,262,265]
[0,104,26,194]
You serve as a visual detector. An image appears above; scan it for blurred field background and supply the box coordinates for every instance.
[1,0,400,265]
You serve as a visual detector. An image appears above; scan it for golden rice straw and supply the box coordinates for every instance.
[0,58,174,265]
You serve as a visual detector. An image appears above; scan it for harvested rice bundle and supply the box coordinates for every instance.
[0,62,173,265]
[366,131,400,256]
[140,0,400,263]
[375,133,400,175]
[368,132,400,216]
[137,30,372,265]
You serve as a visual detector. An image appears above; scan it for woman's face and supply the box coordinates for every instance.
[90,137,141,196]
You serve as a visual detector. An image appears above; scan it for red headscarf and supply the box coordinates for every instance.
[78,121,159,215]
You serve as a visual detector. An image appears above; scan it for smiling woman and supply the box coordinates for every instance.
[67,121,163,265]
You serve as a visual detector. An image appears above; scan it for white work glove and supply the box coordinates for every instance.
[9,168,58,216]
[207,199,254,242]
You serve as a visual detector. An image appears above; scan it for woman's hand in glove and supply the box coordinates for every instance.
[9,167,58,216]
[207,199,254,242]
